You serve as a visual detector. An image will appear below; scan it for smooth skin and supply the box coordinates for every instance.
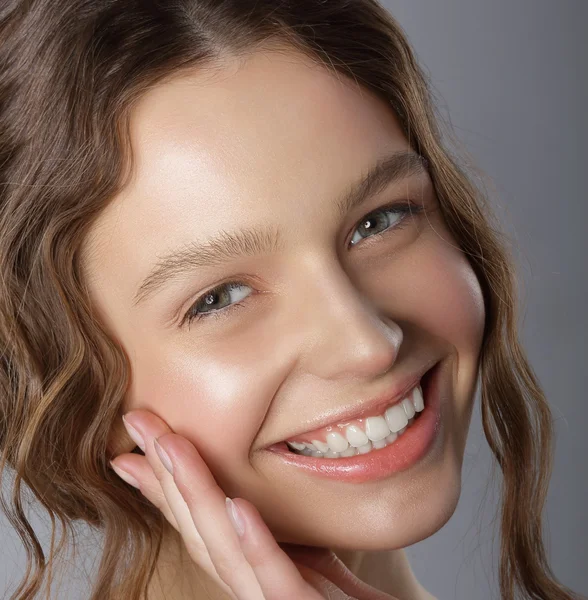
[89,45,486,600]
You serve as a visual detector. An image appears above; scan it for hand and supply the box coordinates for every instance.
[109,409,398,600]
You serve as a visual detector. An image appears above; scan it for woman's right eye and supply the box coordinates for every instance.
[181,281,253,328]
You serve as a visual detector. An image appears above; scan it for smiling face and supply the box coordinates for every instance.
[82,48,485,550]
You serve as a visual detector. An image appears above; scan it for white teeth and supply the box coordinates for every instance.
[340,446,358,457]
[345,425,369,447]
[401,397,416,419]
[357,442,372,454]
[365,415,390,441]
[326,431,349,453]
[385,403,408,433]
[412,386,425,412]
[372,438,388,449]
[385,432,398,444]
[324,449,340,458]
[288,411,420,459]
[286,381,427,458]
[311,439,330,453]
[286,441,307,451]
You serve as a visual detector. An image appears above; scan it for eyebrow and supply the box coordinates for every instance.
[132,150,428,308]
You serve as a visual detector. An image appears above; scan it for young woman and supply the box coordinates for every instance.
[0,1,582,599]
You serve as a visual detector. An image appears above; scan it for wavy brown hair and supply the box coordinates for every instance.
[0,1,581,599]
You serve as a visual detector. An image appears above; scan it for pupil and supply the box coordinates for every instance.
[361,212,385,235]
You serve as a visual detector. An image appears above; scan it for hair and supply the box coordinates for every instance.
[0,0,581,599]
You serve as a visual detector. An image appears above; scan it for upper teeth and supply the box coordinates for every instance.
[286,383,425,455]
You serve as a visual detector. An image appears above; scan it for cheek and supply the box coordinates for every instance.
[421,242,485,442]
[362,222,486,361]
[413,243,486,354]
[127,332,291,485]
[399,231,486,448]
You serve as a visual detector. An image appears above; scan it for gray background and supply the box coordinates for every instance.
[1,0,587,598]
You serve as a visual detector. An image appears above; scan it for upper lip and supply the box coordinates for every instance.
[265,357,440,448]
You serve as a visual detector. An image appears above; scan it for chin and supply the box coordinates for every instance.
[271,444,465,551]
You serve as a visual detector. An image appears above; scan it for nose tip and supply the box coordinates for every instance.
[328,313,401,379]
[303,292,403,380]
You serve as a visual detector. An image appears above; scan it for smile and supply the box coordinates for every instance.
[265,359,444,483]
[284,382,425,459]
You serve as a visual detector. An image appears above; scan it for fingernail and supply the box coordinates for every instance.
[225,497,245,537]
[154,438,174,474]
[122,414,146,452]
[110,462,140,489]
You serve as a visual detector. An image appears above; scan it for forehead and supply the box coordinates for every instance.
[82,48,409,320]
[124,48,406,196]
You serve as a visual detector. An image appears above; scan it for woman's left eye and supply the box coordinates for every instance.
[181,200,422,328]
[348,201,421,248]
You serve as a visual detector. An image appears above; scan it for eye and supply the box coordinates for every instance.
[347,200,421,248]
[180,200,423,328]
[180,281,253,328]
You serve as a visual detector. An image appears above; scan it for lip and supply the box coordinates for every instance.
[264,358,444,483]
[264,356,440,449]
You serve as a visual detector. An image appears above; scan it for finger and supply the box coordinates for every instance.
[121,410,230,593]
[110,453,180,531]
[235,506,394,600]
[229,497,325,600]
[156,433,322,600]
[122,411,202,535]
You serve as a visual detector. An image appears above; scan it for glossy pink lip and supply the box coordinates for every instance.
[265,358,445,483]
[264,357,440,449]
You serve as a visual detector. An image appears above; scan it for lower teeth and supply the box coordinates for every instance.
[289,413,421,459]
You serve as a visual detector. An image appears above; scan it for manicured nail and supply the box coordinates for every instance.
[226,497,245,537]
[154,438,174,474]
[122,414,146,452]
[110,462,140,489]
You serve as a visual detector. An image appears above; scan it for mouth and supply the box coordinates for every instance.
[268,359,438,459]
[264,358,444,482]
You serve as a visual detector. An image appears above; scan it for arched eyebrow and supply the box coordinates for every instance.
[132,150,428,308]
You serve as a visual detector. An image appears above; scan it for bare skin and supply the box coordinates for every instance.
[88,45,485,599]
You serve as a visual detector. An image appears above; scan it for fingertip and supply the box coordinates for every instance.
[110,461,141,489]
[226,497,246,537]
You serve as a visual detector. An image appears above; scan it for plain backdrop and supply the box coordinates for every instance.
[1,0,587,598]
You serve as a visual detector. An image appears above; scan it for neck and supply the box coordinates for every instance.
[333,547,437,599]
[147,528,436,600]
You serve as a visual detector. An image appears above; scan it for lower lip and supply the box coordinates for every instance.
[265,360,444,483]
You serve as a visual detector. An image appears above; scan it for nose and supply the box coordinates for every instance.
[292,256,403,381]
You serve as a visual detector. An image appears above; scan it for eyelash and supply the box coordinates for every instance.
[180,200,424,328]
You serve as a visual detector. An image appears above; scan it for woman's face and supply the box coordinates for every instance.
[82,48,485,550]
